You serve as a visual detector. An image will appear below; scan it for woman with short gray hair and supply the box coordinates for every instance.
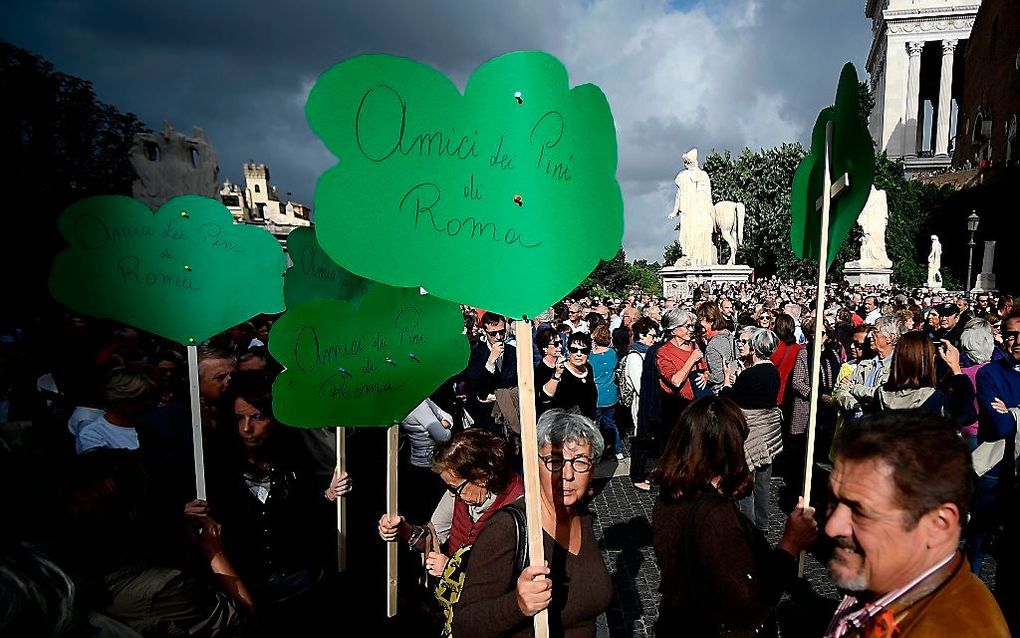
[455,409,612,636]
[721,328,783,531]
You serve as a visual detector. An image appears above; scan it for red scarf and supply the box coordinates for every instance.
[448,472,524,552]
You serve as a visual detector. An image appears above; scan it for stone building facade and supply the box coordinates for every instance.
[219,162,310,234]
[952,0,1020,168]
[130,122,220,210]
[865,0,981,176]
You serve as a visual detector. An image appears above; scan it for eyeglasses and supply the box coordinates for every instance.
[851,342,865,349]
[485,329,506,337]
[538,455,593,473]
[735,338,750,346]
[446,480,470,498]
[568,346,590,354]
[543,341,562,349]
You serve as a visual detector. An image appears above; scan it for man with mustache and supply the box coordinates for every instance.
[823,410,1008,637]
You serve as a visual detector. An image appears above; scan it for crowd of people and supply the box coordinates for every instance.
[2,277,1018,637]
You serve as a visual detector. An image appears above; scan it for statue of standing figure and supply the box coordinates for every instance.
[667,149,747,266]
[847,186,892,269]
[668,149,718,266]
[927,235,943,288]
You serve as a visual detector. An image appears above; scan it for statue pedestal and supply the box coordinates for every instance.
[843,266,893,286]
[659,264,753,299]
[974,273,997,292]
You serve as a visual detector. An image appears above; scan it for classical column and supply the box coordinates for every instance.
[903,41,924,158]
[935,39,958,157]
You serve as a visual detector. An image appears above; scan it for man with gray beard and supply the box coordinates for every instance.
[823,411,1008,637]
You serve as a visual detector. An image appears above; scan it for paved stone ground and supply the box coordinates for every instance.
[585,454,999,638]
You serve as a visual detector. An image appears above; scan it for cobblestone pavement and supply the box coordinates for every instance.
[586,455,998,638]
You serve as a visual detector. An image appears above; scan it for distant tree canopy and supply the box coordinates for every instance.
[1,39,148,312]
[571,247,662,299]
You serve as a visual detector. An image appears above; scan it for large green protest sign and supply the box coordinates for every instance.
[284,226,370,309]
[306,51,623,319]
[790,63,875,270]
[269,285,468,427]
[49,195,286,345]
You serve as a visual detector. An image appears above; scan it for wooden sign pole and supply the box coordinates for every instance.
[186,345,207,500]
[799,121,848,576]
[514,320,550,638]
[336,426,348,573]
[386,424,399,617]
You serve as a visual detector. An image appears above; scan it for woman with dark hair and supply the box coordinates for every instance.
[877,331,976,426]
[697,301,734,395]
[769,313,802,407]
[535,327,566,416]
[379,428,524,634]
[195,371,349,633]
[784,315,841,511]
[651,397,817,636]
[590,324,623,460]
[540,331,597,419]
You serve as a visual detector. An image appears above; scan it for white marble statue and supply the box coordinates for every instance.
[713,201,746,266]
[847,186,892,269]
[668,149,718,266]
[927,235,943,288]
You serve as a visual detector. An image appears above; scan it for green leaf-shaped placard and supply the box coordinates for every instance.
[790,63,875,270]
[269,285,468,427]
[49,195,286,345]
[306,51,623,319]
[284,226,370,309]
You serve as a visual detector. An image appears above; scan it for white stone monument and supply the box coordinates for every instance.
[844,186,894,285]
[660,148,752,296]
[974,240,997,291]
[927,235,943,289]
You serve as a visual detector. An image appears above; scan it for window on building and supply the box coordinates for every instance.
[973,110,993,162]
[255,203,266,220]
[189,147,200,169]
[144,142,160,162]
[254,184,261,193]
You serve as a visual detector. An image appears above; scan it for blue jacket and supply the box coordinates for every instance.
[975,358,1020,477]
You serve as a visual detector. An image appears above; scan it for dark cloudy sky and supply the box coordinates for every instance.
[3,0,872,262]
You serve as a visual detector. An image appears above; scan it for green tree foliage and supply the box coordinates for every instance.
[701,145,858,281]
[571,247,663,298]
[1,40,148,310]
[873,153,957,287]
[662,240,682,266]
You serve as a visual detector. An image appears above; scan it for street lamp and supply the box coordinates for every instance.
[966,211,980,294]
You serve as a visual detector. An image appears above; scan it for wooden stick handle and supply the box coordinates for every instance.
[799,120,834,577]
[386,424,399,617]
[336,427,347,573]
[186,345,207,501]
[514,320,550,638]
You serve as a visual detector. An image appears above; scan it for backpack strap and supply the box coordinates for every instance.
[502,503,530,579]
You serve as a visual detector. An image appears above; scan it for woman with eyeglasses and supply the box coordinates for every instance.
[378,429,524,632]
[540,331,597,420]
[455,410,612,637]
[656,308,708,436]
[535,327,566,416]
[652,396,816,637]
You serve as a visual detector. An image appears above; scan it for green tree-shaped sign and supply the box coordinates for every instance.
[269,285,468,427]
[284,226,370,309]
[49,195,286,344]
[305,51,623,319]
[790,63,875,270]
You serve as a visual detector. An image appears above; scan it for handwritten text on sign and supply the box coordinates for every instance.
[269,286,468,427]
[283,226,371,310]
[306,51,625,319]
[49,195,286,345]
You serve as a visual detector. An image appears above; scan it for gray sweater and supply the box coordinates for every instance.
[705,330,735,394]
